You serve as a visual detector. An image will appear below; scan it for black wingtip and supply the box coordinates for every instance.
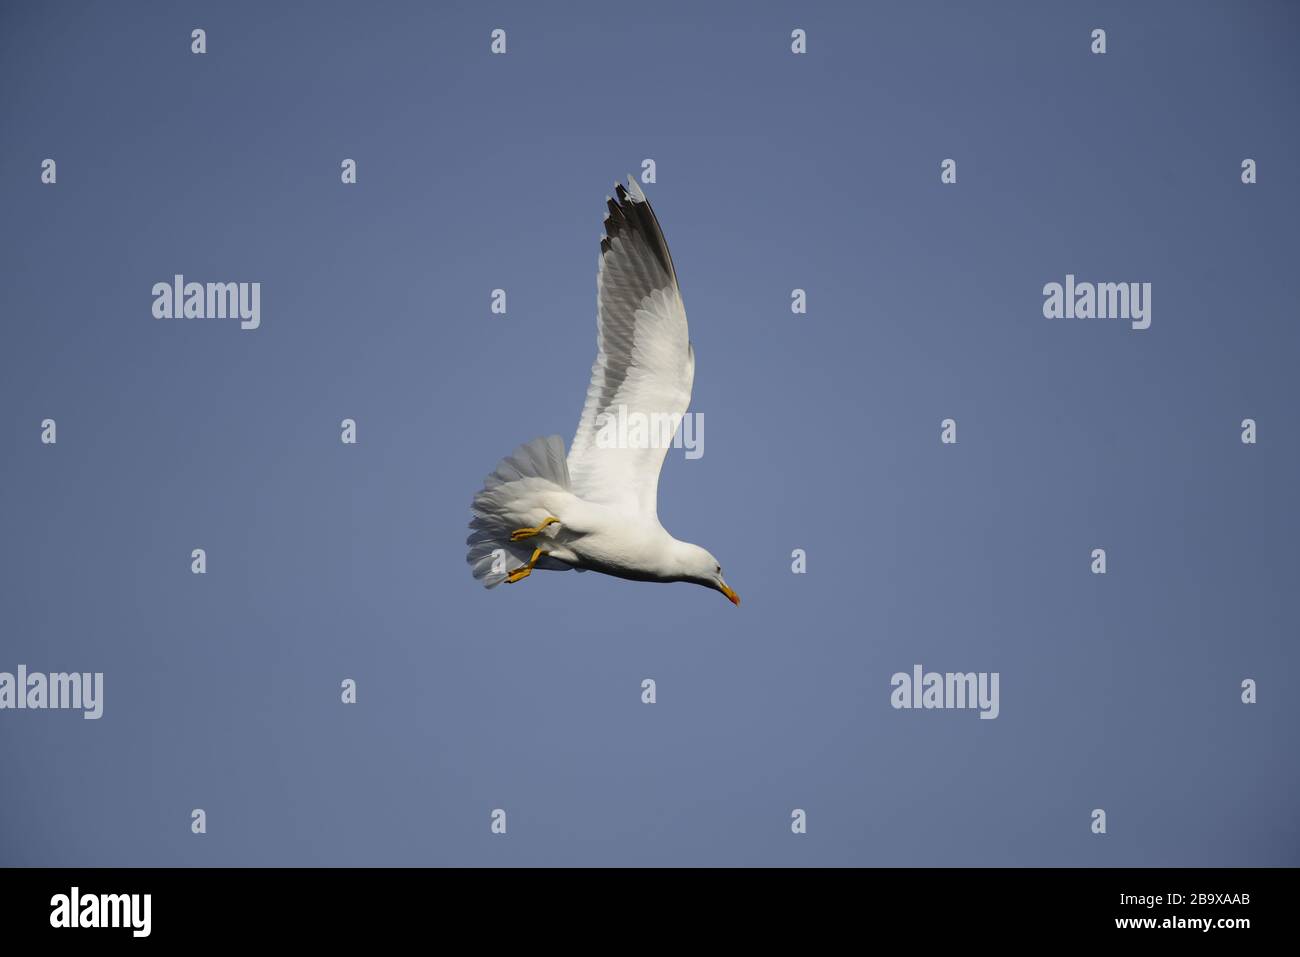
[598,178,675,282]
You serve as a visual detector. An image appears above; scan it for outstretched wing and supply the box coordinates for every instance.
[567,177,694,519]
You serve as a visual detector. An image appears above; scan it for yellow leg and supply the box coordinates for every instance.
[505,547,544,584]
[510,516,560,542]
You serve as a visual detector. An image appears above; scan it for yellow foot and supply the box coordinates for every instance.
[510,517,559,542]
[505,548,544,584]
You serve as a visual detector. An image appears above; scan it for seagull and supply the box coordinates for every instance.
[467,177,739,605]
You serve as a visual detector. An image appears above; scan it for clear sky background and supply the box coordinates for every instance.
[1,0,1296,865]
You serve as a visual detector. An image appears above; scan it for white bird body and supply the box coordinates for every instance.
[467,177,738,604]
[516,499,694,583]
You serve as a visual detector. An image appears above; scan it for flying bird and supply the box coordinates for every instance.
[467,177,739,605]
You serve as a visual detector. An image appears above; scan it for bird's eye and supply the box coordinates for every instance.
[715,565,721,573]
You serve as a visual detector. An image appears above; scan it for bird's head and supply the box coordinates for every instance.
[675,542,740,606]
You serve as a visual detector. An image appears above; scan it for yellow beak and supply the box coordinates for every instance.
[719,582,740,606]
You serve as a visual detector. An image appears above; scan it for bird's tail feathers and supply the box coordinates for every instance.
[466,435,571,588]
